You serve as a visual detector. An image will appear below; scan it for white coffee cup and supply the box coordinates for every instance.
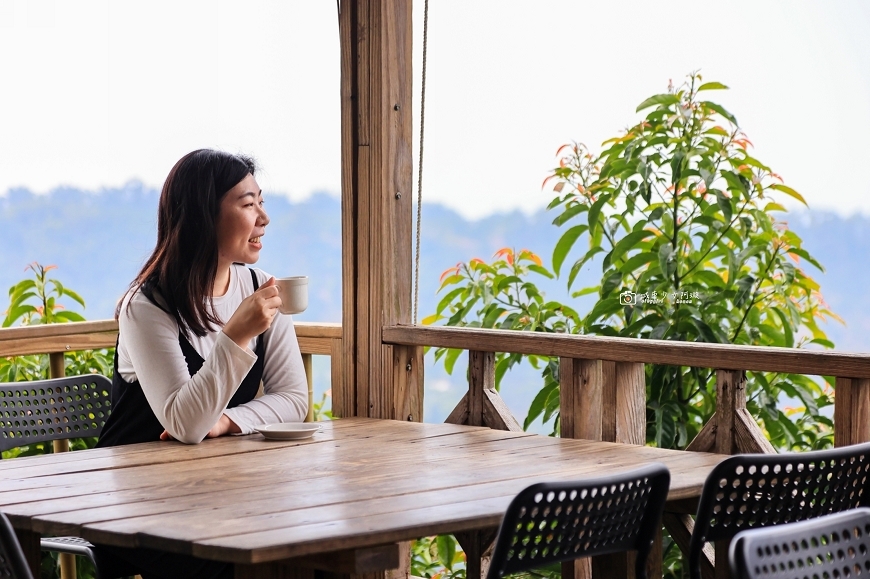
[275,276,308,315]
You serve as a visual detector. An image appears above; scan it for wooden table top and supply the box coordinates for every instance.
[0,418,726,565]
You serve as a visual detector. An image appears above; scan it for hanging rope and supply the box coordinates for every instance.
[413,0,430,325]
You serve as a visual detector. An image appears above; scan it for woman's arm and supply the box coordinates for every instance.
[222,310,308,433]
[121,293,257,444]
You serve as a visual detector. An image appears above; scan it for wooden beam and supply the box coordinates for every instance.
[382,325,870,379]
[295,544,401,575]
[559,358,603,441]
[340,0,415,420]
[834,377,870,447]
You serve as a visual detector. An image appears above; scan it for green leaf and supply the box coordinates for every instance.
[658,243,676,280]
[528,265,555,279]
[524,380,557,430]
[443,348,463,375]
[438,274,464,291]
[772,307,794,348]
[636,93,680,112]
[586,297,622,323]
[571,285,600,298]
[420,313,441,326]
[610,230,654,265]
[587,197,608,237]
[62,287,86,308]
[770,183,807,205]
[714,189,732,223]
[702,101,738,125]
[435,535,456,570]
[619,251,657,274]
[53,311,86,323]
[567,246,604,291]
[698,82,729,91]
[436,287,465,315]
[601,270,623,297]
[552,225,588,277]
[692,318,721,343]
[552,203,588,226]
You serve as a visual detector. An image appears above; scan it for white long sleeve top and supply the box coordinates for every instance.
[116,264,308,444]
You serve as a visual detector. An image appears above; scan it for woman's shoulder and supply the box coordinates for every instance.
[119,286,177,328]
[233,264,272,291]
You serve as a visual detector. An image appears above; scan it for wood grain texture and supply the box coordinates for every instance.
[734,410,776,454]
[383,325,870,378]
[715,369,746,455]
[685,416,717,453]
[614,362,645,445]
[834,377,870,447]
[468,351,494,427]
[0,320,339,357]
[340,0,415,423]
[444,393,469,426]
[455,529,496,579]
[1,418,727,568]
[559,358,603,441]
[339,0,357,420]
[482,389,522,432]
[295,544,401,574]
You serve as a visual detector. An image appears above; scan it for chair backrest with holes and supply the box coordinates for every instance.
[689,443,870,579]
[729,507,870,579]
[485,463,670,579]
[0,375,112,453]
[0,512,34,579]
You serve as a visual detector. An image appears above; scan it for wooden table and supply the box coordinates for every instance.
[0,418,726,578]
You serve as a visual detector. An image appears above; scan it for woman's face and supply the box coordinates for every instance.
[215,174,269,267]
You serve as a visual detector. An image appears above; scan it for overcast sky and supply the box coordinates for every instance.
[1,1,868,219]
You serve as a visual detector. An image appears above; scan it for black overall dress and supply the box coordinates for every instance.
[97,269,264,448]
[93,269,264,579]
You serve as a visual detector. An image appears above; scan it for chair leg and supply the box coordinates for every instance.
[59,552,77,579]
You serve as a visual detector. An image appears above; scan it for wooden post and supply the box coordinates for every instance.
[339,0,418,421]
[339,3,416,579]
[834,377,870,447]
[48,351,77,579]
[302,354,314,422]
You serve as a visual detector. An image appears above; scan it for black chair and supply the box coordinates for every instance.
[485,463,670,579]
[729,507,870,579]
[0,374,113,579]
[0,512,35,579]
[688,443,870,579]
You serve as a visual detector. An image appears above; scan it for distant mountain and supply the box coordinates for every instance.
[0,185,865,430]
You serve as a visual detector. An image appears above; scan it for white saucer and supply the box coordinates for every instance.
[255,423,322,440]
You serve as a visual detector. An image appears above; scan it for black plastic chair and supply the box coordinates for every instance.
[688,443,870,579]
[485,463,670,579]
[729,507,870,579]
[0,374,113,579]
[0,512,35,579]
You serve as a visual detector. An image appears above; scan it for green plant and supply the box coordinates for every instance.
[3,262,86,327]
[411,535,466,579]
[1,263,112,579]
[428,73,839,578]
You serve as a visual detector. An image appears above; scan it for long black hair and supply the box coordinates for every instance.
[118,149,257,337]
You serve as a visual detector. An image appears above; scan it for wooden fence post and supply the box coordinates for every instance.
[834,377,870,447]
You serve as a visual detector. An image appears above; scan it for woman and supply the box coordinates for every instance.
[95,149,308,578]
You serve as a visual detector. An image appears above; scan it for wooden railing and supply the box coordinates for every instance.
[381,324,870,579]
[0,320,343,422]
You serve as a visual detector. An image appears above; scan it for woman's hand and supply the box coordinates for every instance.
[223,276,282,350]
[206,414,242,438]
[159,414,241,441]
